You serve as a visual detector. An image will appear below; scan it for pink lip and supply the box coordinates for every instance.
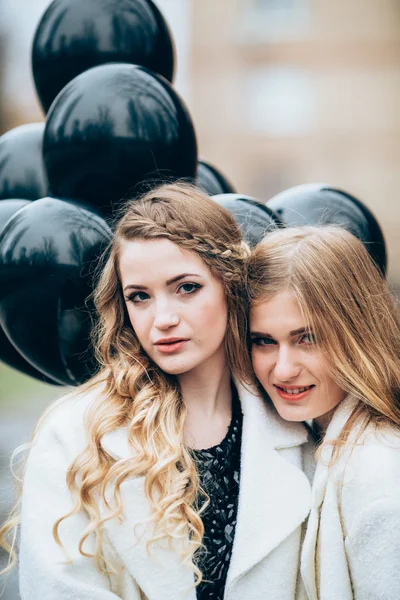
[154,338,189,354]
[274,384,315,402]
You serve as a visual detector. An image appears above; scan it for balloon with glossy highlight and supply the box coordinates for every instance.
[0,197,111,385]
[43,63,198,215]
[0,199,60,383]
[268,183,387,276]
[32,0,175,113]
[196,159,236,196]
[212,193,282,248]
[0,123,48,200]
[0,199,31,227]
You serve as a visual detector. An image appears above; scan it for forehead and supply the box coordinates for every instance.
[250,290,305,331]
[118,238,209,283]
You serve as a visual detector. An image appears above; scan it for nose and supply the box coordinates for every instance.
[274,346,301,382]
[153,299,180,330]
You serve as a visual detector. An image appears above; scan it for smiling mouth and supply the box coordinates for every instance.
[275,384,314,395]
[274,384,315,402]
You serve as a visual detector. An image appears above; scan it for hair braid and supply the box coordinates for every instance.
[0,182,251,586]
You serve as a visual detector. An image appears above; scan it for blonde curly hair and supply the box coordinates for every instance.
[0,182,251,585]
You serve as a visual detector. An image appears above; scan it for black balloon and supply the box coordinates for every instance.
[212,193,282,248]
[268,183,387,275]
[32,0,175,113]
[196,159,236,196]
[0,123,48,201]
[43,63,198,215]
[0,199,31,230]
[0,199,60,384]
[0,197,111,386]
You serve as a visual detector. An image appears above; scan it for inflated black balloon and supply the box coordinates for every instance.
[43,63,197,214]
[0,199,53,382]
[0,123,48,201]
[0,197,111,385]
[268,183,387,276]
[0,199,31,230]
[0,199,60,384]
[196,159,236,196]
[32,0,175,113]
[212,193,282,248]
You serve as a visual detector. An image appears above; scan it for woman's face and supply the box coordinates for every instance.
[250,290,345,426]
[119,238,228,376]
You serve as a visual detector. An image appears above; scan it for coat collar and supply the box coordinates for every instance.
[308,394,359,509]
[100,382,312,599]
[225,382,311,592]
[300,395,358,600]
[100,381,309,461]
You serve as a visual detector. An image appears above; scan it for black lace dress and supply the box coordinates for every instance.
[192,392,243,600]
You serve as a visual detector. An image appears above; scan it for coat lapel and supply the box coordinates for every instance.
[100,431,197,600]
[100,385,314,599]
[226,383,312,590]
[300,395,358,600]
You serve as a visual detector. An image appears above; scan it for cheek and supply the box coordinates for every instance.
[195,290,228,333]
[251,350,273,382]
[326,378,345,400]
[309,353,333,381]
[126,308,151,345]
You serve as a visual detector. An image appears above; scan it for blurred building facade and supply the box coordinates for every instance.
[0,0,400,282]
[190,0,400,282]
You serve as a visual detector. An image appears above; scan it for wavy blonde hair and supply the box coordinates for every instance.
[0,182,251,584]
[247,225,400,456]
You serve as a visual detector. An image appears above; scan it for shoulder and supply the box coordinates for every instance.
[31,381,108,457]
[343,423,400,474]
[334,422,400,508]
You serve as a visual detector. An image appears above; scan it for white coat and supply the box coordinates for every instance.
[19,383,313,600]
[301,395,400,600]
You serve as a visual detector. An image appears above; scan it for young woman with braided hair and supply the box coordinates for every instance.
[1,183,312,600]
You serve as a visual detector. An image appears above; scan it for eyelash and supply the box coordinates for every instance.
[251,333,316,347]
[125,282,202,303]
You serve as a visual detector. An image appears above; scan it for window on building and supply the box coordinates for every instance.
[244,66,316,136]
[239,0,310,43]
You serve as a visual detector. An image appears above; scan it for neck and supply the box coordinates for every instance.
[313,412,333,434]
[178,346,232,418]
[178,345,233,449]
[313,395,347,434]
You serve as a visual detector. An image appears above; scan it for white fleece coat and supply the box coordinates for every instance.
[301,395,400,600]
[19,383,312,600]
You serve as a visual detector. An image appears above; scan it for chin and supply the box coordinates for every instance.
[153,357,199,376]
[272,400,310,423]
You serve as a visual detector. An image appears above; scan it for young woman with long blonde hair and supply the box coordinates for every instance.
[0,183,312,600]
[248,225,400,600]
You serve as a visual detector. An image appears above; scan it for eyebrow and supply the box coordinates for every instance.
[250,326,312,338]
[123,273,202,293]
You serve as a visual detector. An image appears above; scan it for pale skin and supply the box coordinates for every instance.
[119,237,232,450]
[250,290,345,431]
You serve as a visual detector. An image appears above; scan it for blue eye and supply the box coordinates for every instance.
[178,282,201,295]
[126,291,149,303]
[300,332,316,345]
[251,337,276,347]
